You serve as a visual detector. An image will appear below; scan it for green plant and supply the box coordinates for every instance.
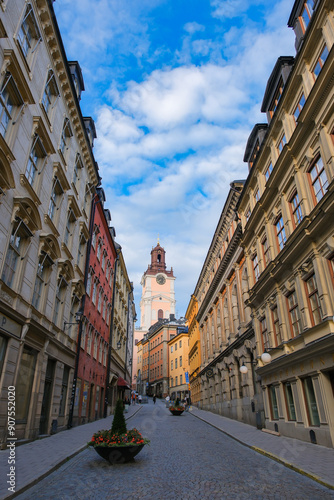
[111,399,127,435]
[88,428,150,448]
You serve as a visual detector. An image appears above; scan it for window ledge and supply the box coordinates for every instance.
[20,174,41,205]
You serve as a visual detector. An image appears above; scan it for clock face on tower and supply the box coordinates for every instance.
[156,274,166,285]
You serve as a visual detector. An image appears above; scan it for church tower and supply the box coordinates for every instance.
[139,241,176,331]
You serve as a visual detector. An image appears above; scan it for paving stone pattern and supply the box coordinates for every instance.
[17,401,334,500]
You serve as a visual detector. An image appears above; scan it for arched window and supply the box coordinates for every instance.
[158,309,163,320]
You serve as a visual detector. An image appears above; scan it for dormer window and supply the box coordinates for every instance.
[249,140,260,168]
[300,0,315,32]
[269,78,284,117]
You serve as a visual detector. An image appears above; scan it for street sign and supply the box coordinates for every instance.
[185,371,189,383]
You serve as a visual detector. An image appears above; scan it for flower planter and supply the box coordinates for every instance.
[93,444,145,464]
[169,409,184,416]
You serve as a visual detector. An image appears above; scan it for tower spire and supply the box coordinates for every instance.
[157,233,160,246]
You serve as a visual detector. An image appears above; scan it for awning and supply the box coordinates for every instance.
[117,377,131,389]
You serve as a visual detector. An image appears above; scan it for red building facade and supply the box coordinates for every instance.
[73,189,117,424]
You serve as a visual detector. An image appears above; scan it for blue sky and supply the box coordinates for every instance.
[54,0,295,322]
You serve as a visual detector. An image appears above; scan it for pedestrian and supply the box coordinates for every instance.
[153,394,156,404]
[131,392,135,405]
[138,394,142,404]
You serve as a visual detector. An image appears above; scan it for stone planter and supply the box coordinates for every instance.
[169,408,184,416]
[93,444,145,464]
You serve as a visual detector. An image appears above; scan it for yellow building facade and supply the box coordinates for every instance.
[185,295,201,404]
[168,329,190,401]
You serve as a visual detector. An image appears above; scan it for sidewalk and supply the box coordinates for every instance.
[0,404,142,500]
[190,406,334,490]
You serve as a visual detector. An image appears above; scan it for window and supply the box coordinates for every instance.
[275,216,286,251]
[0,73,23,139]
[175,343,177,351]
[72,154,83,192]
[42,70,59,117]
[260,316,269,351]
[269,385,279,420]
[277,133,286,154]
[171,346,173,353]
[175,358,178,369]
[180,374,183,385]
[179,340,182,348]
[76,233,86,269]
[262,236,270,267]
[53,275,68,326]
[245,207,251,222]
[303,377,320,426]
[249,140,260,168]
[86,268,93,296]
[64,208,76,247]
[25,135,47,187]
[272,306,282,346]
[309,157,328,203]
[180,355,182,367]
[300,1,315,31]
[293,93,305,123]
[252,253,260,282]
[269,79,284,117]
[59,118,72,157]
[175,376,178,386]
[305,274,322,326]
[48,177,64,222]
[313,45,329,79]
[254,188,260,202]
[32,251,53,309]
[171,360,173,370]
[97,287,103,313]
[97,238,103,261]
[2,217,32,287]
[284,382,296,421]
[290,191,303,227]
[17,4,41,61]
[265,162,273,182]
[91,226,98,250]
[287,291,302,337]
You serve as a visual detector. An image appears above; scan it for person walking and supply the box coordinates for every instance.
[153,394,156,404]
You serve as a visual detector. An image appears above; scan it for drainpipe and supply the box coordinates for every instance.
[104,250,119,418]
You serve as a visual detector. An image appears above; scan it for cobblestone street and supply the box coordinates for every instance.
[17,401,334,500]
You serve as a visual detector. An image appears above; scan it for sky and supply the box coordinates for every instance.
[53,0,296,323]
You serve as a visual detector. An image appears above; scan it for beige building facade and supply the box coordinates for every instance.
[193,182,264,426]
[238,0,334,447]
[0,0,99,444]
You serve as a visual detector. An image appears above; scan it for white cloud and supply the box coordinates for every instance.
[55,0,297,319]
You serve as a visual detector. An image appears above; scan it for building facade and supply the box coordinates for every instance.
[192,182,264,426]
[238,0,334,446]
[168,327,190,401]
[185,294,201,404]
[72,188,117,426]
[0,0,99,444]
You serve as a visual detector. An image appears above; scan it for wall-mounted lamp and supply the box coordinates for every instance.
[239,360,256,374]
[64,310,83,329]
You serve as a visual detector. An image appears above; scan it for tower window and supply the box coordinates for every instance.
[157,254,161,263]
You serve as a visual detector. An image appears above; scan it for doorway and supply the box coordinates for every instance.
[39,359,55,435]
